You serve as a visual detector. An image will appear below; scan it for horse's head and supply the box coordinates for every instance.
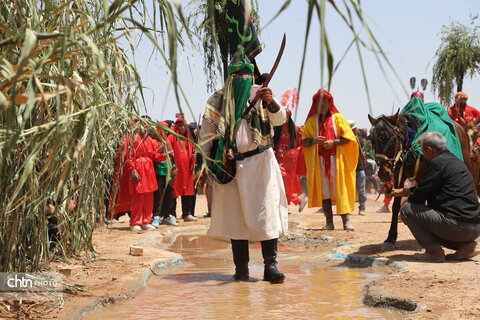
[464,119,476,131]
[368,110,404,182]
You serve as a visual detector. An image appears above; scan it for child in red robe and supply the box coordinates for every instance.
[168,118,197,221]
[126,123,166,231]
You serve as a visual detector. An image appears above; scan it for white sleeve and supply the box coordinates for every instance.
[268,99,287,126]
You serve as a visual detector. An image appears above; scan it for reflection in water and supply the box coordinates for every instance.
[83,235,402,320]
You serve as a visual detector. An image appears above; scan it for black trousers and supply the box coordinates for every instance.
[172,195,196,218]
[153,174,176,219]
[175,195,196,218]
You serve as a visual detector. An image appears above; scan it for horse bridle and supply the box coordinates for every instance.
[372,118,408,189]
[376,149,403,169]
[373,119,421,186]
[373,120,405,170]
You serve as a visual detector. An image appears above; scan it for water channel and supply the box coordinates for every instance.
[84,234,403,319]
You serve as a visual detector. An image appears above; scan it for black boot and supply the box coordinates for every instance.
[261,239,285,283]
[231,239,249,281]
[341,213,355,231]
[322,199,334,230]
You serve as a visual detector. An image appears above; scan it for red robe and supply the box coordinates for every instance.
[296,128,307,177]
[448,104,480,124]
[168,132,195,196]
[126,133,165,193]
[275,125,302,205]
[126,133,165,226]
[110,133,165,218]
[110,134,133,217]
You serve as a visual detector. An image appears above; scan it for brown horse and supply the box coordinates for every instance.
[368,110,473,250]
[463,120,480,195]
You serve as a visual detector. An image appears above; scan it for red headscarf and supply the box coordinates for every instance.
[172,118,194,155]
[305,89,339,181]
[306,89,339,119]
[173,118,192,139]
[151,121,173,154]
[156,121,169,138]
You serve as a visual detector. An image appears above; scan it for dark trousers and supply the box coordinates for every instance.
[153,175,176,219]
[182,195,196,218]
[231,239,279,270]
[173,195,196,218]
[401,202,480,253]
[115,211,131,219]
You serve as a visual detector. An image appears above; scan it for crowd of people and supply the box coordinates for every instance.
[104,81,480,282]
[106,97,384,233]
[107,115,209,231]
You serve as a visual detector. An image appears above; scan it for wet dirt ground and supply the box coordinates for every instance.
[1,193,479,320]
[82,234,403,320]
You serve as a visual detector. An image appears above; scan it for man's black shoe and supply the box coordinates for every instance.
[263,265,285,283]
[233,267,249,281]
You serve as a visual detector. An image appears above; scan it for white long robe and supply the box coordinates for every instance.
[200,87,288,241]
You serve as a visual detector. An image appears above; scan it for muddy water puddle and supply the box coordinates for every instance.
[84,235,403,319]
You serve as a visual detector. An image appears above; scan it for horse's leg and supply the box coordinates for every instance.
[473,149,480,197]
[455,121,474,174]
[381,196,400,251]
[381,164,408,251]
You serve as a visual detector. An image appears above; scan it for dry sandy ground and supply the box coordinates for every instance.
[0,194,479,320]
[289,196,480,320]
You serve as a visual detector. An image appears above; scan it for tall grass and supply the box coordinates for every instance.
[0,0,396,272]
[0,0,188,272]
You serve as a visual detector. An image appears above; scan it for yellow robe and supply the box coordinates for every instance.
[302,113,358,214]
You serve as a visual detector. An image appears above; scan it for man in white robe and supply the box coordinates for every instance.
[200,79,288,283]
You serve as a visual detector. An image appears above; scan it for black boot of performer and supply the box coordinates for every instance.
[231,239,249,281]
[322,199,334,230]
[261,239,285,283]
[341,213,355,231]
